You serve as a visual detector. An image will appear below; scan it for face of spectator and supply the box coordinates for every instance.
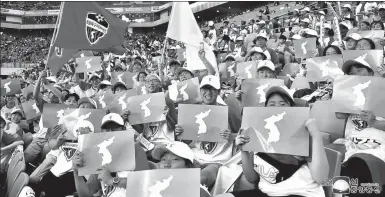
[19,96,26,103]
[178,71,193,82]
[133,64,142,73]
[360,22,370,30]
[115,85,127,94]
[345,38,357,50]
[78,102,95,109]
[169,63,180,74]
[65,96,77,106]
[279,38,286,44]
[138,73,147,82]
[379,9,385,17]
[251,52,265,61]
[325,47,339,56]
[255,37,267,48]
[62,90,69,98]
[11,113,22,124]
[159,152,188,169]
[372,23,383,30]
[200,85,219,105]
[50,93,60,104]
[266,93,290,107]
[339,25,349,38]
[90,77,101,89]
[145,78,161,93]
[236,40,243,47]
[6,96,15,108]
[257,67,275,79]
[355,39,372,50]
[348,65,374,76]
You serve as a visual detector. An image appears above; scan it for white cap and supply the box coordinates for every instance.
[257,20,266,25]
[323,23,331,29]
[318,11,325,15]
[344,33,362,41]
[340,21,353,30]
[257,60,275,71]
[333,180,350,192]
[302,7,310,12]
[208,21,214,26]
[302,18,310,24]
[291,34,302,40]
[100,80,111,86]
[306,29,318,37]
[379,4,385,10]
[88,73,101,82]
[250,47,271,60]
[11,108,23,116]
[236,36,244,41]
[200,75,220,90]
[342,4,352,10]
[265,86,295,106]
[256,32,269,40]
[152,141,194,163]
[101,113,125,128]
[46,76,57,83]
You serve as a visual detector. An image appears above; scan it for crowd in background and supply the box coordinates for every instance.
[1,1,385,197]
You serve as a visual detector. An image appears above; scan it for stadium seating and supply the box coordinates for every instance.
[7,160,26,197]
[7,172,29,197]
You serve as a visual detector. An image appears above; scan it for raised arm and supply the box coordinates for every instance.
[198,47,216,75]
[34,70,47,110]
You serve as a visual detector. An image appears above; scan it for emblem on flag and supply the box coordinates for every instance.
[55,47,63,57]
[86,12,109,45]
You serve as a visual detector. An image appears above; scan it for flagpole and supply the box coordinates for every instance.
[159,38,168,84]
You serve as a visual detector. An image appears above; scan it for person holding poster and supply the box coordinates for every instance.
[330,61,385,192]
[174,75,241,188]
[215,86,328,197]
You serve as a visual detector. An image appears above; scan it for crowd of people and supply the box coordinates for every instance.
[1,1,385,197]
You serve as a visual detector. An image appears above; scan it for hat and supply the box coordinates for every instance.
[236,36,244,41]
[101,113,125,128]
[302,18,310,24]
[145,74,161,82]
[88,73,101,82]
[294,9,299,12]
[224,54,236,62]
[342,54,372,74]
[323,23,331,29]
[133,60,143,67]
[77,97,98,109]
[152,141,194,163]
[46,76,57,83]
[291,34,302,40]
[379,4,385,10]
[99,80,111,87]
[176,67,194,77]
[318,11,325,15]
[250,47,271,60]
[112,81,127,91]
[302,7,310,12]
[306,29,318,37]
[208,21,214,26]
[11,108,23,116]
[256,33,269,40]
[342,4,352,10]
[265,86,295,106]
[257,20,266,25]
[257,60,275,71]
[200,75,220,90]
[344,33,362,41]
[169,59,181,66]
[339,21,353,30]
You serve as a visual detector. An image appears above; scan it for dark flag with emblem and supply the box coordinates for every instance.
[53,2,127,50]
[126,169,200,197]
[1,79,21,96]
[78,130,135,176]
[241,107,310,156]
[47,45,79,75]
[178,104,228,143]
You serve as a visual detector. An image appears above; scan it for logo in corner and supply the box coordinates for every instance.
[86,12,109,45]
[332,176,350,194]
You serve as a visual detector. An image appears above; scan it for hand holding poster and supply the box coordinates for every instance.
[127,92,167,125]
[306,55,344,82]
[126,168,200,197]
[241,107,310,156]
[111,71,136,89]
[1,79,21,96]
[22,100,41,120]
[293,38,317,59]
[331,75,385,117]
[178,104,228,143]
[236,61,257,79]
[75,56,102,73]
[78,130,135,176]
[241,79,284,107]
[168,77,201,104]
